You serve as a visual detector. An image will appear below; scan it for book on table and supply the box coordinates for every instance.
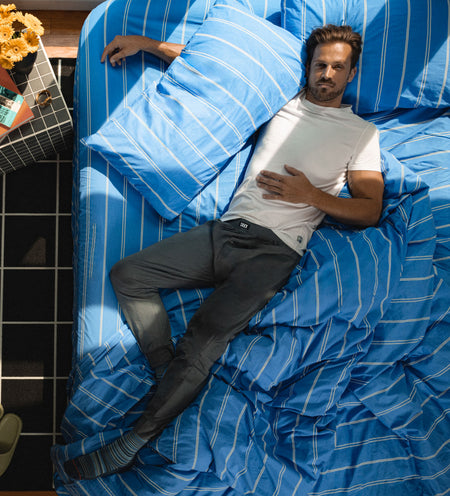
[0,66,34,142]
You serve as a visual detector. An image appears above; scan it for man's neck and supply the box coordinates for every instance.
[304,88,343,108]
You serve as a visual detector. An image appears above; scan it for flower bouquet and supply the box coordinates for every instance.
[0,3,44,69]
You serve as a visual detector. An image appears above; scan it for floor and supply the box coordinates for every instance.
[0,10,82,492]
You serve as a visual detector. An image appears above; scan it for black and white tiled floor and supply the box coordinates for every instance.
[0,58,76,490]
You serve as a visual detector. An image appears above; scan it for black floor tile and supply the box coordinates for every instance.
[2,324,54,377]
[0,435,54,490]
[3,269,55,322]
[5,162,57,213]
[4,215,56,267]
[59,143,74,162]
[1,379,54,433]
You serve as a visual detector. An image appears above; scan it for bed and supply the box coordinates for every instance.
[52,0,450,494]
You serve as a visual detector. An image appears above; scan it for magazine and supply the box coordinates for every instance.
[0,85,25,128]
[0,67,34,142]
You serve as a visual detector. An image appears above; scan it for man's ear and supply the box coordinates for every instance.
[305,63,310,79]
[348,66,357,83]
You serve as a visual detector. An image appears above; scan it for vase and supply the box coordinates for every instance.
[12,51,37,74]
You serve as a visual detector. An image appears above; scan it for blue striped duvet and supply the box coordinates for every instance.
[52,0,450,494]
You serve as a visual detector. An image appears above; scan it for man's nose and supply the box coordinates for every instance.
[322,65,334,79]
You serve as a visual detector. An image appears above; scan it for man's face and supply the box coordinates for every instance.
[306,42,357,107]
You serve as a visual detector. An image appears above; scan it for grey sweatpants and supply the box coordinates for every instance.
[110,218,300,441]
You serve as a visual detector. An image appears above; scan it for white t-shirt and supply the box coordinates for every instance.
[221,91,381,254]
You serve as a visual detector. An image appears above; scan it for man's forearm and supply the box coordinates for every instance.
[101,35,185,66]
[304,187,382,227]
[140,37,185,64]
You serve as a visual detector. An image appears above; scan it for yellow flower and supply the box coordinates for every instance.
[0,4,16,20]
[0,6,43,68]
[17,12,44,37]
[2,37,28,62]
[0,21,13,42]
[0,53,13,69]
[0,12,14,24]
[23,29,39,52]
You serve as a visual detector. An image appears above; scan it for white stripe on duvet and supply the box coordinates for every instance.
[140,0,152,90]
[192,375,215,469]
[315,231,343,313]
[219,403,248,479]
[210,384,234,449]
[302,364,327,415]
[290,414,304,491]
[131,468,182,495]
[161,0,171,42]
[416,0,432,107]
[395,0,410,108]
[122,0,133,105]
[248,313,277,390]
[437,0,450,107]
[375,0,390,112]
[355,0,367,114]
[98,162,110,345]
[326,355,356,412]
[80,12,94,359]
[271,326,299,387]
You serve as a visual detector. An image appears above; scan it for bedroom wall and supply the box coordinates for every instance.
[0,58,76,491]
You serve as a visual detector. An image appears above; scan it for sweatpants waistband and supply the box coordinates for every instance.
[221,218,289,248]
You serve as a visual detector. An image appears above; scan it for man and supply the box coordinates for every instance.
[65,25,383,480]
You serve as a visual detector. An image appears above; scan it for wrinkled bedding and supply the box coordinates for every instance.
[52,1,450,494]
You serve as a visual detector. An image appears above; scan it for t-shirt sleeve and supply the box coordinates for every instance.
[349,124,381,172]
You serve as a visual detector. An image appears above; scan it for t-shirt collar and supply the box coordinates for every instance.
[299,88,353,114]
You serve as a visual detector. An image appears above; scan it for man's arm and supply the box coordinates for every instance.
[101,35,185,67]
[256,165,384,227]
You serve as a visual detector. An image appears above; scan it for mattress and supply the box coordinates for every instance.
[52,0,450,494]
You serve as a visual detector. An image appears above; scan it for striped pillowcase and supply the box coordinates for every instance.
[281,0,450,114]
[83,0,303,220]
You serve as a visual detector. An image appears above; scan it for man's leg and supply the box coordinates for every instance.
[65,220,300,479]
[65,222,216,480]
[133,220,300,440]
[110,222,216,376]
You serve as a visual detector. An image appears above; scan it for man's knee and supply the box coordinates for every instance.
[110,256,160,298]
[110,258,134,292]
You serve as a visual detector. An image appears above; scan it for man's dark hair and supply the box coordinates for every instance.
[306,24,362,69]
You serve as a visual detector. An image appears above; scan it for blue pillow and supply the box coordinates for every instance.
[281,0,450,114]
[83,0,304,220]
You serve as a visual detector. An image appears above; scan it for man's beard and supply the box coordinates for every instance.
[307,79,346,103]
